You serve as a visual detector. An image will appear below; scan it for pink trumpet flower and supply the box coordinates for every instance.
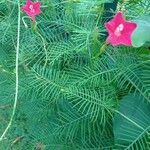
[21,0,42,21]
[105,12,137,46]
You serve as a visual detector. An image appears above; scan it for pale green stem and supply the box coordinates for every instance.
[0,0,20,141]
[22,16,31,28]
[22,16,48,68]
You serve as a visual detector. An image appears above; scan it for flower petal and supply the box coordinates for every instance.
[34,2,41,8]
[105,22,116,33]
[106,34,121,46]
[119,34,132,46]
[122,21,137,34]
[114,12,126,26]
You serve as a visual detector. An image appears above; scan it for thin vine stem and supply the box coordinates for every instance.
[0,0,20,141]
[22,16,48,68]
[92,42,108,59]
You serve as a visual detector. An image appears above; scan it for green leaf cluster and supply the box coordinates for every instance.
[0,0,150,149]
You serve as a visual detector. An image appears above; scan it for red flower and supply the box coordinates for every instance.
[105,12,137,46]
[21,0,42,21]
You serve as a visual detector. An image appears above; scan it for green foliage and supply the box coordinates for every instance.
[132,15,150,47]
[0,0,150,149]
[114,94,150,149]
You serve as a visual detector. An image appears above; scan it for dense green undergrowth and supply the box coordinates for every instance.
[0,0,150,149]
